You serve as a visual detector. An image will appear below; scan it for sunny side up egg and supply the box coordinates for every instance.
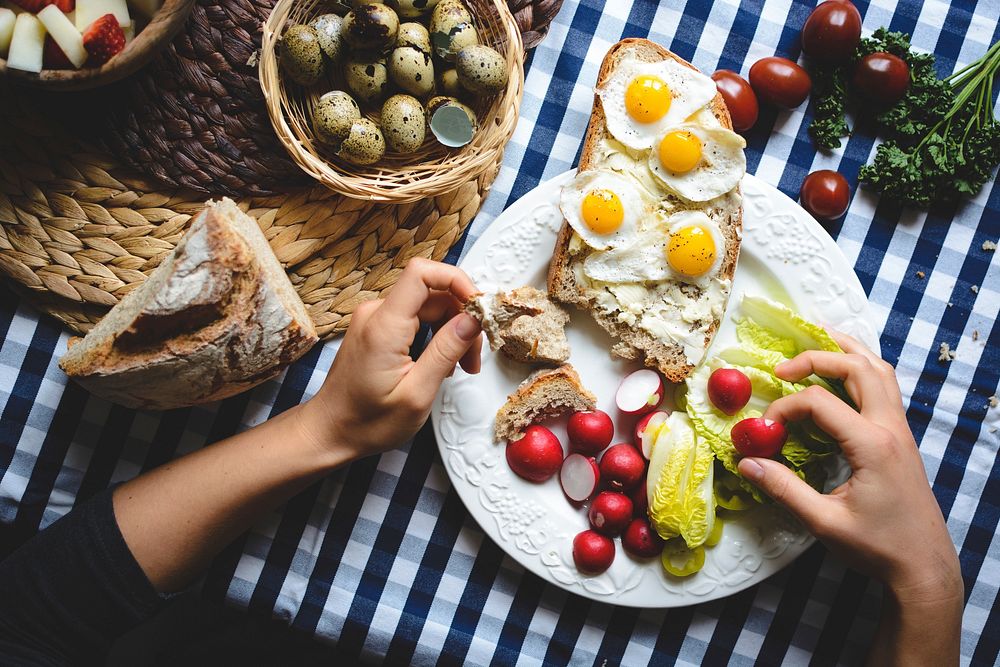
[596,59,718,152]
[648,123,747,202]
[560,170,649,250]
[582,210,725,286]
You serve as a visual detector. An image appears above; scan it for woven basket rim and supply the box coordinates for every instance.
[260,0,524,204]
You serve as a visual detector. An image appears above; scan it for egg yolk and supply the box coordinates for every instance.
[580,189,625,234]
[667,224,716,277]
[625,75,672,123]
[659,131,702,173]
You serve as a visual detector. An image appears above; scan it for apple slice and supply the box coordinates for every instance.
[635,410,669,459]
[76,0,130,31]
[615,369,664,416]
[37,5,87,68]
[6,12,45,74]
[0,8,16,57]
[127,0,162,20]
[559,453,599,503]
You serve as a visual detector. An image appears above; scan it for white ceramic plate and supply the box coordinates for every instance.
[431,172,879,608]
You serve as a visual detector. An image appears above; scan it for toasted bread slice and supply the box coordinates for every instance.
[547,38,742,382]
[465,287,571,365]
[494,364,596,442]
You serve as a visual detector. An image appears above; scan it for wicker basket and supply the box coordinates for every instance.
[260,0,524,204]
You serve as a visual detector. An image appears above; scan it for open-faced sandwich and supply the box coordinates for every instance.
[548,38,746,382]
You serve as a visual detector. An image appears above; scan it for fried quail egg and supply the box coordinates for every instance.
[648,123,746,202]
[560,169,649,251]
[597,58,718,152]
[583,210,723,284]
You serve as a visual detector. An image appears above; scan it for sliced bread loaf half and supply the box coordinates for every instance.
[494,364,596,442]
[59,198,318,410]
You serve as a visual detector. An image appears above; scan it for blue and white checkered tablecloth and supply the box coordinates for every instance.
[2,0,999,664]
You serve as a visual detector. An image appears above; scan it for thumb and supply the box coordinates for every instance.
[407,313,482,389]
[737,457,829,531]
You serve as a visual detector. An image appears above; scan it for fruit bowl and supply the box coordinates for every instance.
[259,0,525,204]
[0,0,194,91]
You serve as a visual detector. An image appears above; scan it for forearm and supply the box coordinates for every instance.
[113,401,347,593]
[868,575,964,666]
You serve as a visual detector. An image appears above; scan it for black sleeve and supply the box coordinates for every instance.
[0,486,166,666]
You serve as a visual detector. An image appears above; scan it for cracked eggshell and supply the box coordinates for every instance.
[381,94,427,153]
[311,14,344,61]
[337,117,386,164]
[312,90,361,145]
[429,0,478,61]
[388,45,434,97]
[426,96,476,147]
[395,21,431,54]
[279,24,325,86]
[341,2,400,51]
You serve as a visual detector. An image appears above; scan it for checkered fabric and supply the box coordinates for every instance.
[2,0,999,664]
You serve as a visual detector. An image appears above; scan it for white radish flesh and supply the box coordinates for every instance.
[635,410,669,459]
[560,454,599,503]
[615,369,664,415]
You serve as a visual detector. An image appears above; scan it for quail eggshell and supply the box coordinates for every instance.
[429,1,478,61]
[381,94,427,153]
[396,21,431,53]
[280,24,325,86]
[313,90,361,145]
[337,117,386,164]
[388,46,434,97]
[456,44,508,93]
[345,57,390,105]
[342,3,400,51]
[389,0,440,19]
[311,14,344,61]
[437,68,462,96]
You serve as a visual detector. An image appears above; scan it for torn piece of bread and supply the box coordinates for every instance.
[59,198,318,410]
[494,364,597,442]
[465,287,571,365]
[547,38,742,383]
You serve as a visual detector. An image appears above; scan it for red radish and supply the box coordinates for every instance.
[506,425,564,482]
[567,410,614,455]
[629,481,648,516]
[731,417,787,458]
[560,454,600,502]
[588,491,633,536]
[615,369,664,415]
[572,530,615,574]
[622,517,665,558]
[634,410,669,459]
[599,443,646,491]
[708,368,752,416]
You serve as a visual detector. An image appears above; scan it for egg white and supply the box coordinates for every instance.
[560,169,649,251]
[648,123,746,202]
[597,59,718,152]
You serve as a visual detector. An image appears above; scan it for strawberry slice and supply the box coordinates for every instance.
[43,36,74,69]
[51,0,75,11]
[9,0,74,11]
[82,13,125,66]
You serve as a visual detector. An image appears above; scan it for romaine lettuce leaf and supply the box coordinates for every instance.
[648,413,716,548]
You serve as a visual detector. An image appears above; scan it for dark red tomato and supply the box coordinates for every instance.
[748,57,812,108]
[853,52,910,105]
[800,170,851,220]
[711,70,759,132]
[801,0,862,64]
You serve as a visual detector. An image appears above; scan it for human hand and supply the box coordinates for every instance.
[298,258,482,459]
[736,333,962,607]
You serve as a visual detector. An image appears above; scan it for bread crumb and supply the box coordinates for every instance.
[938,342,956,362]
[948,302,953,307]
[971,285,979,293]
[990,396,999,409]
[916,271,925,279]
[984,240,997,251]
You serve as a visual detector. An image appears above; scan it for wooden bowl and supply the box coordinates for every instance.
[0,0,195,91]
[260,0,525,204]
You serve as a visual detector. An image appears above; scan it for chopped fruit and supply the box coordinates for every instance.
[505,425,564,483]
[38,4,88,68]
[622,517,665,558]
[7,12,45,73]
[572,530,615,574]
[126,0,162,19]
[0,8,15,57]
[599,443,646,491]
[707,368,752,416]
[567,410,614,456]
[75,0,129,31]
[82,12,125,66]
[588,491,633,536]
[560,453,600,503]
[43,35,73,68]
[615,369,664,416]
[731,417,787,458]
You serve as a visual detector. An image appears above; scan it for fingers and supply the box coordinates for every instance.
[763,386,872,463]
[405,313,482,390]
[418,291,464,326]
[774,351,891,418]
[738,457,831,531]
[382,258,478,321]
[830,331,905,410]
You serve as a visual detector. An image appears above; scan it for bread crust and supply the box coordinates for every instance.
[493,364,596,442]
[547,38,743,382]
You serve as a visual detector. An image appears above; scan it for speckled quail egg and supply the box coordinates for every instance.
[337,117,386,164]
[429,1,478,61]
[311,14,344,62]
[312,91,361,145]
[280,24,325,86]
[426,95,477,147]
[388,46,434,97]
[426,95,476,127]
[342,3,400,51]
[456,44,508,94]
[345,56,390,105]
[381,94,427,153]
[389,0,440,19]
[437,68,461,96]
[396,21,431,53]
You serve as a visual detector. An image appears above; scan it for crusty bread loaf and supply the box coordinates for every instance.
[465,287,570,365]
[494,364,596,442]
[59,198,318,410]
[547,38,742,383]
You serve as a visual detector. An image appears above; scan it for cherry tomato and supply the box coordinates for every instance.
[801,0,862,64]
[853,52,910,105]
[800,170,851,220]
[711,70,759,132]
[748,57,812,108]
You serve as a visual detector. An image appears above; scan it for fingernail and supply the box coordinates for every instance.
[739,458,765,482]
[773,361,789,377]
[455,313,481,341]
